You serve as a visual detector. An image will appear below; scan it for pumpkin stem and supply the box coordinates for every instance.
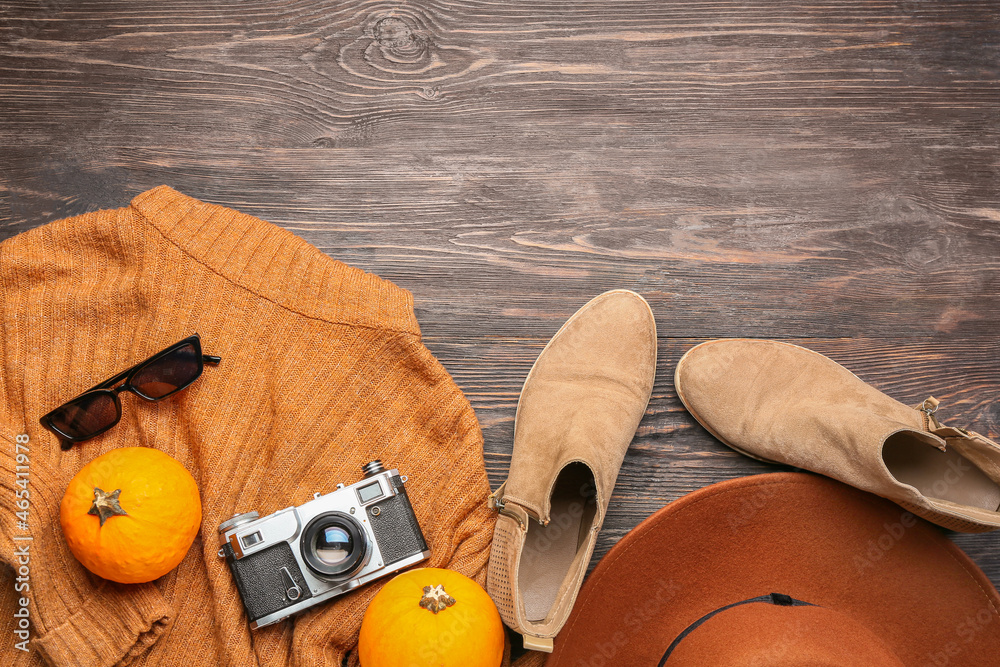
[419,584,456,614]
[88,487,127,527]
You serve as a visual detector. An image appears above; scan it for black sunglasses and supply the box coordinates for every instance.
[40,333,221,449]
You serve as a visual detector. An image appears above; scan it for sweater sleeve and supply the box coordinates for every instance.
[0,210,175,665]
[0,421,174,666]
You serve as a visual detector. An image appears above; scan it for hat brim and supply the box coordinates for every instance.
[548,472,1000,666]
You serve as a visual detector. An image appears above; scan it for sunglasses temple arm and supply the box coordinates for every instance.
[203,354,222,365]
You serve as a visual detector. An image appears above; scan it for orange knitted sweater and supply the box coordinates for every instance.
[0,186,496,667]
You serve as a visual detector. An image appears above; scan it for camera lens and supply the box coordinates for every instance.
[314,526,352,566]
[300,512,368,578]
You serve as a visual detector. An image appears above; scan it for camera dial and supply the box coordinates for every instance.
[218,511,259,534]
[362,460,385,477]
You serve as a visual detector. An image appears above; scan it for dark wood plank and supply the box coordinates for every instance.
[2,0,999,598]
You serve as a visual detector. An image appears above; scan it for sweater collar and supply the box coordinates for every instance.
[130,185,420,335]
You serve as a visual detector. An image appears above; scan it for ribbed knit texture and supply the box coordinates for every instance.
[0,186,496,667]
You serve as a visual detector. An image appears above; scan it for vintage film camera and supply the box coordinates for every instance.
[218,460,430,628]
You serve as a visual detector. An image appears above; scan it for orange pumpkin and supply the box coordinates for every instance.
[359,567,504,667]
[60,447,202,584]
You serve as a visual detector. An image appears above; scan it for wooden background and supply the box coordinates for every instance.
[2,0,999,615]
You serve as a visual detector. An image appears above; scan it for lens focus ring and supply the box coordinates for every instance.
[299,512,368,579]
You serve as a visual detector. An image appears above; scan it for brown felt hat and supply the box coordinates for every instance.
[546,472,1000,666]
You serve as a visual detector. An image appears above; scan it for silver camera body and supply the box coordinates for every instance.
[218,461,430,629]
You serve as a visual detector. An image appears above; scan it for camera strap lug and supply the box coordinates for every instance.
[280,567,302,601]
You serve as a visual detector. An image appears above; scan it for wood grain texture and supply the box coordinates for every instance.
[2,0,1000,631]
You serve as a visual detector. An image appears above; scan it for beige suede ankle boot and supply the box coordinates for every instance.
[486,290,657,652]
[675,339,1000,533]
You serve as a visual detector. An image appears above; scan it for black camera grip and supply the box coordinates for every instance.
[224,541,313,623]
[366,477,429,566]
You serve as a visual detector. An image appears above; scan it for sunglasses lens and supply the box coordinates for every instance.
[131,342,201,399]
[48,392,119,440]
